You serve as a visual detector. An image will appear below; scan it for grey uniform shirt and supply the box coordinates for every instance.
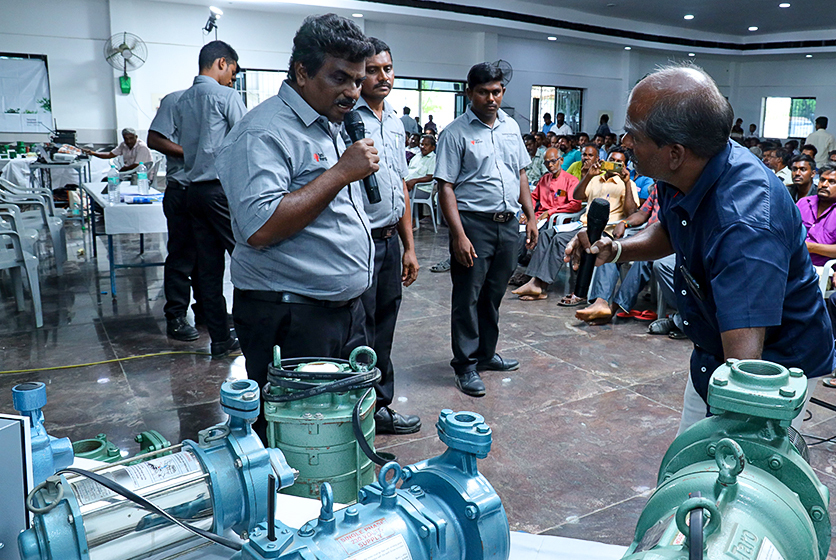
[355,97,408,229]
[148,90,186,185]
[216,81,373,301]
[401,114,421,136]
[175,75,246,183]
[434,108,530,213]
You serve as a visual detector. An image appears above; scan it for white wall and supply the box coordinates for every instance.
[0,0,114,143]
[3,0,836,146]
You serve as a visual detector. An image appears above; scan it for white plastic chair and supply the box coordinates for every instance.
[0,183,67,275]
[0,204,39,257]
[2,176,67,220]
[0,212,43,328]
[410,181,437,233]
[817,259,836,299]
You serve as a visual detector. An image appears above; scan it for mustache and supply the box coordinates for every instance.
[374,82,391,89]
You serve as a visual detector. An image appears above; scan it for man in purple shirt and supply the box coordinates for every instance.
[797,163,836,266]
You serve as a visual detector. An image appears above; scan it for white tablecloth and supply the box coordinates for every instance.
[81,182,167,235]
[3,157,111,189]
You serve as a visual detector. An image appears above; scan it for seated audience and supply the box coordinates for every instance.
[592,134,607,160]
[763,146,793,186]
[559,135,581,170]
[567,143,600,179]
[829,150,836,164]
[530,148,581,221]
[547,131,558,149]
[785,139,800,155]
[523,134,548,188]
[512,148,638,303]
[603,133,617,154]
[746,137,762,158]
[745,123,758,141]
[405,132,421,164]
[84,127,153,173]
[577,132,590,146]
[575,185,670,326]
[534,132,548,156]
[801,144,818,164]
[405,134,436,192]
[647,256,687,340]
[788,154,817,202]
[798,163,836,267]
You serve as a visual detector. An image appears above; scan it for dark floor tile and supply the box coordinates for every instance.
[140,400,229,443]
[51,410,148,458]
[0,323,115,369]
[541,494,650,546]
[627,369,689,413]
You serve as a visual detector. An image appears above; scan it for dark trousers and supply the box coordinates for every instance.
[233,289,366,440]
[359,234,403,410]
[450,212,518,373]
[187,180,235,343]
[163,180,200,320]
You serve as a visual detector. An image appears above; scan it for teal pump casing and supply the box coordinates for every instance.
[622,359,830,560]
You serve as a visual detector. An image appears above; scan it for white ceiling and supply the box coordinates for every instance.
[177,0,836,54]
[523,0,836,38]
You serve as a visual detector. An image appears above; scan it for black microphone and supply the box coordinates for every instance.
[573,198,611,299]
[343,110,381,204]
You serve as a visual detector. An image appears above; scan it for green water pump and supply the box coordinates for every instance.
[262,346,380,504]
[622,359,830,560]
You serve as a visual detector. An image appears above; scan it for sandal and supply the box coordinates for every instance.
[430,258,451,273]
[822,377,836,388]
[634,310,658,322]
[557,294,586,307]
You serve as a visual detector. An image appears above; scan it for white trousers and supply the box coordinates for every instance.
[676,375,816,436]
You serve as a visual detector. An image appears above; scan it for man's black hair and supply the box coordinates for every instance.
[608,146,628,156]
[287,14,374,83]
[523,134,535,143]
[421,134,437,147]
[801,143,818,155]
[791,153,816,168]
[580,142,598,151]
[534,131,547,140]
[368,37,391,58]
[816,116,829,129]
[774,147,792,166]
[467,62,504,90]
[600,114,609,123]
[199,40,239,71]
[403,106,411,115]
[785,139,799,149]
[821,162,836,176]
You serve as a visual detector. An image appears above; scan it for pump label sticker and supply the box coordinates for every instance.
[124,452,201,489]
[73,452,202,506]
[337,519,395,555]
[756,537,785,560]
[347,534,412,560]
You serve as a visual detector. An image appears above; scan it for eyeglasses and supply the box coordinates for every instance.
[544,159,560,165]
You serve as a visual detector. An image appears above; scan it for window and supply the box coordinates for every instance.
[0,53,52,133]
[531,86,583,135]
[235,69,286,108]
[388,78,466,132]
[762,97,816,139]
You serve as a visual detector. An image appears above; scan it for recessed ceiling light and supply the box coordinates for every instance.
[624,46,632,50]
[806,54,813,58]
[352,13,363,17]
[688,53,696,57]
[748,26,759,31]
[684,14,694,20]
[547,36,557,41]
[779,3,791,7]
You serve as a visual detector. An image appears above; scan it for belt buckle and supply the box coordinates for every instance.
[493,212,510,223]
[384,225,396,239]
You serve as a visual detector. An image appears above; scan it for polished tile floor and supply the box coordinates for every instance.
[2,222,836,556]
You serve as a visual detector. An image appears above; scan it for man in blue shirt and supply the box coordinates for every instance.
[566,65,834,434]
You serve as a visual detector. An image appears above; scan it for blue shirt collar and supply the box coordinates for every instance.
[465,106,507,128]
[660,140,732,219]
[278,80,329,129]
[193,75,221,87]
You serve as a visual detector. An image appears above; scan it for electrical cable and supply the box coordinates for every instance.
[800,433,836,446]
[0,350,243,375]
[57,467,243,551]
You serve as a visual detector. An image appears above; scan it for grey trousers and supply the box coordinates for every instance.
[652,254,683,329]
[525,227,577,285]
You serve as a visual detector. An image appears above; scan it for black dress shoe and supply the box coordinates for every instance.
[374,407,421,435]
[477,354,519,372]
[455,370,486,397]
[210,337,240,358]
[167,316,199,341]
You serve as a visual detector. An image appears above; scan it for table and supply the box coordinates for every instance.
[81,181,167,297]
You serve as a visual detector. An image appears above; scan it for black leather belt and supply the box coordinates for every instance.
[371,224,398,240]
[237,289,355,308]
[467,211,516,223]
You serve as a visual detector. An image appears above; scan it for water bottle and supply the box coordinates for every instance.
[106,164,121,205]
[136,162,149,194]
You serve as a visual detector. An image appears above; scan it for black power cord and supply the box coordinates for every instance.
[57,467,243,551]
